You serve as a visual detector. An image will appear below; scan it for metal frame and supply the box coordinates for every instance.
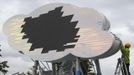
[114,58,129,75]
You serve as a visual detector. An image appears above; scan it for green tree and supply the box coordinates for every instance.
[27,71,32,75]
[0,45,9,75]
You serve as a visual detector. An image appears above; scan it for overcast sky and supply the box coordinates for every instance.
[0,0,134,75]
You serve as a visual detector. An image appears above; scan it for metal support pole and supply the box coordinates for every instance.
[33,60,39,75]
[94,59,102,75]
[75,58,84,75]
[46,62,51,70]
[52,63,56,75]
[76,58,80,75]
[40,61,49,71]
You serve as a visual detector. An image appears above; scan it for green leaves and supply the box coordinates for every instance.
[0,46,2,57]
[0,45,9,74]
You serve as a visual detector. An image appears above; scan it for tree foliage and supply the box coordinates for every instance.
[0,45,9,75]
[27,71,32,75]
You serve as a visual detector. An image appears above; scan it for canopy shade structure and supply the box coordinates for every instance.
[3,3,121,62]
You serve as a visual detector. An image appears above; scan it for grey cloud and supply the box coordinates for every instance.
[0,33,31,60]
[0,41,32,62]
[127,23,134,32]
[0,0,134,75]
[1,56,34,75]
[0,33,6,41]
